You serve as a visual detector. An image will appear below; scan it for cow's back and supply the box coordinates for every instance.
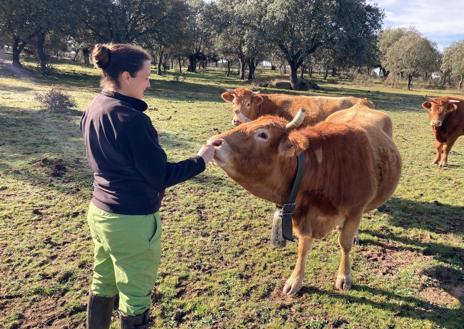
[263,94,368,126]
[325,105,401,210]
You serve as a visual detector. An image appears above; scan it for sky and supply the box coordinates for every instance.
[369,0,464,51]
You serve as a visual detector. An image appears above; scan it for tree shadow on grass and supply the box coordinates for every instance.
[300,273,463,329]
[361,230,464,272]
[0,81,35,93]
[379,197,464,235]
[147,79,228,103]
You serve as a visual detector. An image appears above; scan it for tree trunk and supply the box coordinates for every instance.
[332,67,337,77]
[12,38,25,67]
[157,50,164,75]
[247,60,256,81]
[441,74,447,88]
[309,66,313,78]
[226,60,231,77]
[82,48,90,66]
[239,58,246,80]
[300,64,305,79]
[289,62,300,89]
[380,67,389,78]
[178,57,182,73]
[459,76,463,89]
[36,32,48,72]
[324,67,329,80]
[407,74,413,90]
[73,49,79,62]
[187,55,197,72]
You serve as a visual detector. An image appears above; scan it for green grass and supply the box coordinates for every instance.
[0,57,463,329]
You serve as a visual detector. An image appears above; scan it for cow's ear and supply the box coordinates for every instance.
[447,102,459,111]
[253,94,264,106]
[421,101,432,110]
[221,92,235,102]
[278,132,308,157]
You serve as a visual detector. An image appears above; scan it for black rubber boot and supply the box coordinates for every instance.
[86,292,117,329]
[120,309,150,329]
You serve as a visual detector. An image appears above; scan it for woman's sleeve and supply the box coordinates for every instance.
[126,114,206,190]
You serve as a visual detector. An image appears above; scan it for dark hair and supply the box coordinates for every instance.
[92,43,151,89]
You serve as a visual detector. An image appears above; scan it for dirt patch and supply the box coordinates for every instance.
[359,241,430,276]
[19,296,86,328]
[32,157,67,178]
[417,266,464,306]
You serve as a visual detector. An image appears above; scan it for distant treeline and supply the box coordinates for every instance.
[0,0,463,90]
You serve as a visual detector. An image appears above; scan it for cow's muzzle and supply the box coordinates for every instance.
[430,120,442,128]
[208,137,229,166]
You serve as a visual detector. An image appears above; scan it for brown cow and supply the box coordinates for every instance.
[221,87,374,126]
[209,104,401,295]
[422,97,464,167]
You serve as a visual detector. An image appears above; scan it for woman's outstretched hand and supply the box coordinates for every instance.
[197,144,216,165]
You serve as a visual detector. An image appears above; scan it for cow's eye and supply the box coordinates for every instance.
[247,102,251,107]
[256,131,269,141]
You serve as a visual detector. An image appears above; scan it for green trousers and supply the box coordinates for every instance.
[87,202,162,316]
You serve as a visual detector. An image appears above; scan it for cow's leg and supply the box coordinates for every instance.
[440,135,458,167]
[433,141,443,165]
[283,234,312,296]
[335,213,362,291]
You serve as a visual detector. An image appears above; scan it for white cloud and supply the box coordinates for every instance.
[369,0,464,50]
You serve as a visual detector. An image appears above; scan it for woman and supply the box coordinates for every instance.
[80,43,215,329]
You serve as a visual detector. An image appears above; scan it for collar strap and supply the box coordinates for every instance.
[279,152,305,241]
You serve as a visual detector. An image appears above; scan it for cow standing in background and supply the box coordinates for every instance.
[422,97,464,167]
[221,87,374,126]
[208,104,402,296]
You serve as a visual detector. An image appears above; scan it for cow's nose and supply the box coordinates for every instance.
[232,119,241,126]
[211,138,224,147]
[431,120,442,127]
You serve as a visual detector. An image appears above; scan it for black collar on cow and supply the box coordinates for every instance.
[277,152,306,241]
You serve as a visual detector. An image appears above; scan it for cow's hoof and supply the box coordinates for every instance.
[353,235,360,246]
[282,275,303,296]
[439,161,447,167]
[432,159,439,165]
[335,275,352,291]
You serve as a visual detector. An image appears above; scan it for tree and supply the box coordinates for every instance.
[181,0,216,72]
[442,41,464,89]
[0,0,81,70]
[0,0,42,67]
[214,0,269,80]
[377,28,409,77]
[382,30,440,90]
[262,0,383,89]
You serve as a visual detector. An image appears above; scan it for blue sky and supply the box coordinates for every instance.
[369,0,464,51]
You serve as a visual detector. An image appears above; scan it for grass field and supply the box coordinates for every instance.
[0,58,463,329]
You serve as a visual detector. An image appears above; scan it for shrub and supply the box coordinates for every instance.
[35,88,76,112]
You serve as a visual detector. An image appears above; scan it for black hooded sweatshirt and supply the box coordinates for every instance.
[80,91,205,215]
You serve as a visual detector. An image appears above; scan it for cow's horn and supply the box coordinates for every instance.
[449,99,461,103]
[253,90,260,94]
[286,108,306,129]
[224,88,235,93]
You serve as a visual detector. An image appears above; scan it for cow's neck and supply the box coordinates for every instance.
[257,96,281,117]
